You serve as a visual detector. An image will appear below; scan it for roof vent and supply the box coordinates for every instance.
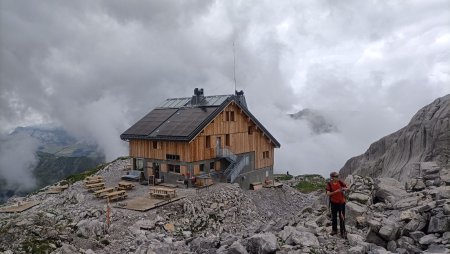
[191,88,205,106]
[235,90,247,108]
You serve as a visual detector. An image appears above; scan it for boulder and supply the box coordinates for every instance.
[246,233,278,254]
[349,193,371,205]
[346,201,367,225]
[419,234,439,245]
[189,236,220,253]
[347,233,364,246]
[378,220,399,241]
[76,219,106,238]
[425,244,449,253]
[408,231,426,243]
[285,231,319,248]
[227,241,249,254]
[427,214,450,233]
[374,178,407,204]
[366,229,387,248]
[396,236,422,254]
[348,245,366,254]
[393,194,422,209]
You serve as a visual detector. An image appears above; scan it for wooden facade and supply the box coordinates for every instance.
[128,101,275,176]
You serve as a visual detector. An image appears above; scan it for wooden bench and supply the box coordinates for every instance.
[85,182,105,191]
[85,176,103,181]
[149,186,176,200]
[105,190,127,202]
[118,181,135,190]
[94,187,114,198]
[84,178,103,185]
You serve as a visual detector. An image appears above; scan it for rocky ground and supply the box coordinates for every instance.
[0,158,449,254]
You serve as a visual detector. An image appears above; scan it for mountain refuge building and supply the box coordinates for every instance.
[120,88,280,189]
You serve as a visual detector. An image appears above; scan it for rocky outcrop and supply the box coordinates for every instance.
[340,94,450,182]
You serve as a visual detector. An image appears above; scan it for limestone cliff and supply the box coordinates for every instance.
[340,94,450,182]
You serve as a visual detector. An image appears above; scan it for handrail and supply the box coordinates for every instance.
[216,147,237,162]
[229,156,249,182]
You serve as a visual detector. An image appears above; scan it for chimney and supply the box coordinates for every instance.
[235,90,247,108]
[191,88,205,106]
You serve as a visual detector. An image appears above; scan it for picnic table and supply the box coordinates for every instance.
[85,176,103,181]
[149,186,176,200]
[85,182,105,191]
[84,178,103,185]
[105,190,127,202]
[94,187,114,198]
[118,181,135,190]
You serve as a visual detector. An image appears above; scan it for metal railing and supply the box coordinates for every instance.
[229,155,249,182]
[216,147,237,162]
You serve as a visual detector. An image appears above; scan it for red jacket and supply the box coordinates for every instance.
[326,180,347,204]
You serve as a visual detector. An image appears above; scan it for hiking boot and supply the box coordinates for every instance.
[330,230,338,236]
[341,231,347,239]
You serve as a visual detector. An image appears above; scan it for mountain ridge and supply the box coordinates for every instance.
[340,94,450,182]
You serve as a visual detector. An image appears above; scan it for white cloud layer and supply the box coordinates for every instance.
[1,0,449,177]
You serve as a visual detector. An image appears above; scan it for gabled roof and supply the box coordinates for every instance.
[120,93,280,148]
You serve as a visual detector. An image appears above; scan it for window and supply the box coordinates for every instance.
[210,162,215,170]
[263,151,270,159]
[199,164,205,172]
[166,154,180,161]
[225,111,235,121]
[136,158,144,170]
[248,126,254,135]
[168,164,181,173]
[205,135,211,148]
[152,141,159,149]
[225,134,230,146]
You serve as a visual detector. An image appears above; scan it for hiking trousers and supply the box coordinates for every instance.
[330,202,346,234]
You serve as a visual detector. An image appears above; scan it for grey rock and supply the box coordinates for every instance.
[189,236,220,253]
[349,193,371,204]
[387,240,397,252]
[366,229,387,248]
[346,201,367,225]
[394,194,421,209]
[373,178,407,204]
[76,219,106,238]
[340,95,450,182]
[227,241,249,254]
[348,245,366,254]
[428,215,450,233]
[246,233,278,254]
[409,231,426,243]
[347,233,365,246]
[424,244,449,253]
[397,236,422,254]
[368,245,390,254]
[286,231,319,247]
[419,234,439,245]
[378,221,399,241]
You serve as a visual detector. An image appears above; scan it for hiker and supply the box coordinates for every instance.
[326,171,349,238]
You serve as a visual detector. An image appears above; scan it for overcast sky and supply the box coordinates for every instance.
[1,0,449,185]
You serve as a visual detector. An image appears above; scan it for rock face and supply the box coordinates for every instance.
[340,94,450,182]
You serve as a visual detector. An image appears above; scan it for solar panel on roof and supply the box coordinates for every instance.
[153,107,218,137]
[122,108,177,136]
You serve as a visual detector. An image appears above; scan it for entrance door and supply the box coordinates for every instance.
[153,163,160,179]
[216,137,221,149]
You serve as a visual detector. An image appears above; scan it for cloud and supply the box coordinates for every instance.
[0,132,38,191]
[0,0,449,178]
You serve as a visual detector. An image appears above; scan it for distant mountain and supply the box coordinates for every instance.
[340,94,450,182]
[289,108,337,134]
[0,126,105,203]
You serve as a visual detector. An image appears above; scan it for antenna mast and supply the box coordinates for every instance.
[233,41,237,92]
